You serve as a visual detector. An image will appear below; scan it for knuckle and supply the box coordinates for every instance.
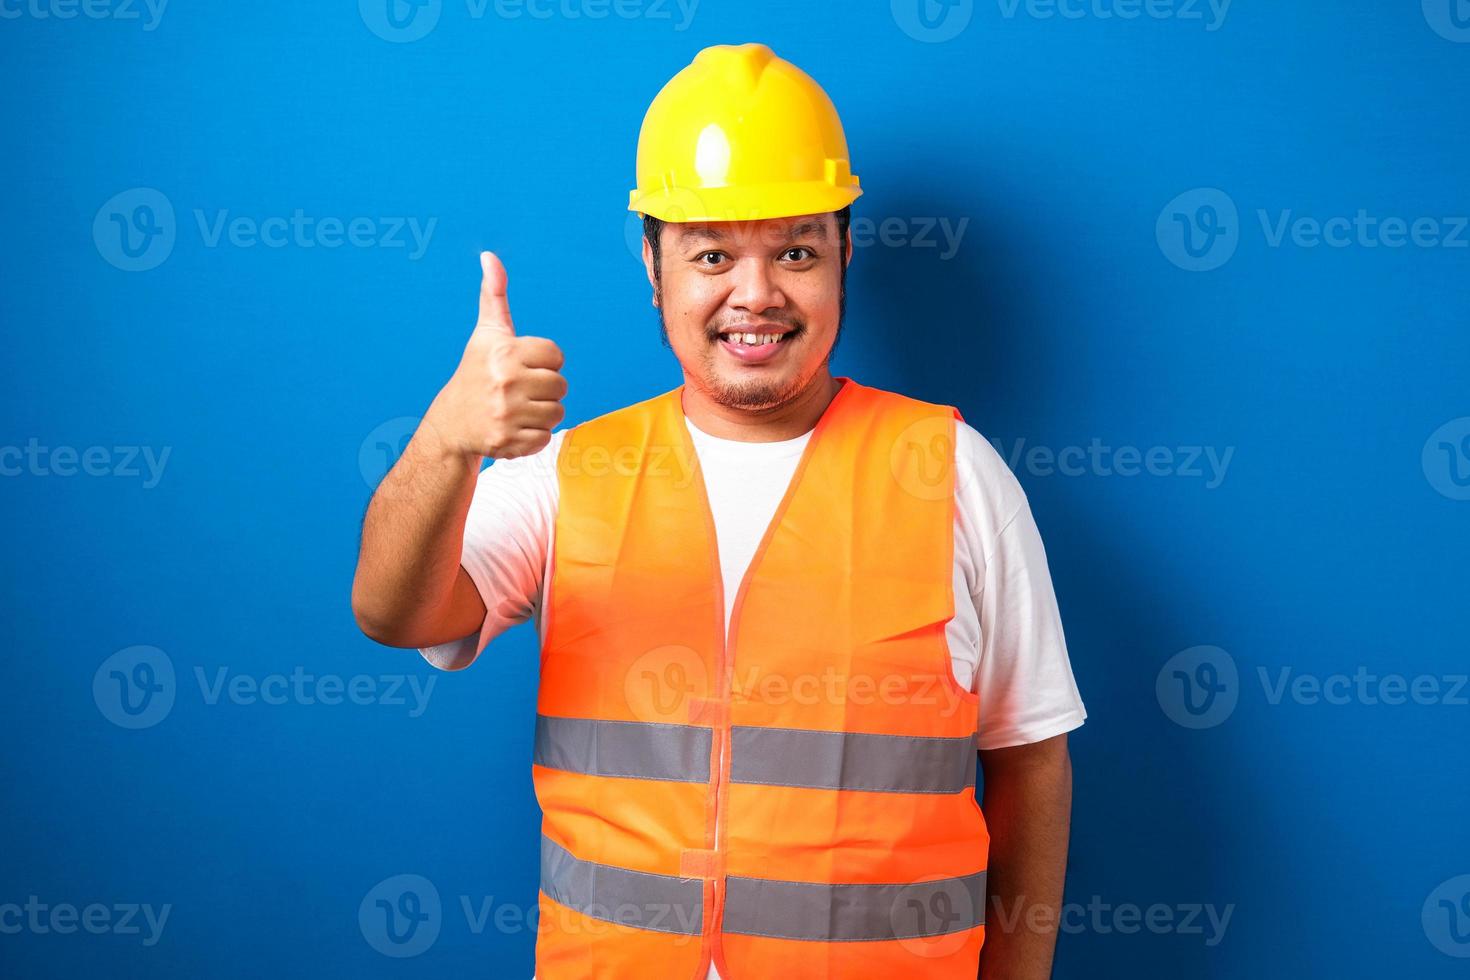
[486,388,515,421]
[485,357,519,393]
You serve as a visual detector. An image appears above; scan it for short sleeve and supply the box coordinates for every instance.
[417,429,564,671]
[972,502,1087,748]
[953,424,1087,750]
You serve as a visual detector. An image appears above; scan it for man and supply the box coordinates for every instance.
[352,42,1086,980]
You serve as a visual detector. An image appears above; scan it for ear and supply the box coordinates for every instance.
[641,234,661,308]
[844,225,854,268]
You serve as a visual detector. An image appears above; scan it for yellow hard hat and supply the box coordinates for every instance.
[628,43,862,223]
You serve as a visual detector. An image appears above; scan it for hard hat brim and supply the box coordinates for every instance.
[628,180,862,223]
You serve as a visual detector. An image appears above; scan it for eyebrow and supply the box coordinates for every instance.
[677,220,831,247]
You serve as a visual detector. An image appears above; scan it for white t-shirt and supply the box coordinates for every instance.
[420,411,1087,980]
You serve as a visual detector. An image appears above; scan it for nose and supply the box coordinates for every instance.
[726,256,787,314]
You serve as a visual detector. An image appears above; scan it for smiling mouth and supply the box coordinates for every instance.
[719,331,788,347]
[713,324,800,347]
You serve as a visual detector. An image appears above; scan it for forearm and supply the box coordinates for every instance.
[977,736,1073,980]
[352,411,482,646]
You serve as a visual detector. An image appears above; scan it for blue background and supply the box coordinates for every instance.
[3,0,1468,976]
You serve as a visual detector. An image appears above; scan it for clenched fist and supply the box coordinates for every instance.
[424,251,567,461]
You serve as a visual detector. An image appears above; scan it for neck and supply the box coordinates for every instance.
[680,368,843,442]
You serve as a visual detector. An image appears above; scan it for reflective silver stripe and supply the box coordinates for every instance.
[533,713,711,783]
[724,870,987,941]
[539,834,704,935]
[729,726,978,794]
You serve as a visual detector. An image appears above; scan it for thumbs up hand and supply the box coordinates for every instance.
[424,252,567,461]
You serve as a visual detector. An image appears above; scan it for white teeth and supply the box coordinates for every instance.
[725,332,783,345]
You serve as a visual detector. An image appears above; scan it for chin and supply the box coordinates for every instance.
[705,367,807,411]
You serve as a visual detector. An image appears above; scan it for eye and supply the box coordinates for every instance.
[782,246,816,262]
[694,250,728,266]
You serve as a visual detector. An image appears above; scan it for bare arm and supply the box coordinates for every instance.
[351,430,486,648]
[977,732,1074,980]
[351,252,566,649]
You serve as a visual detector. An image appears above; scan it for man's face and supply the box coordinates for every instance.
[643,213,850,412]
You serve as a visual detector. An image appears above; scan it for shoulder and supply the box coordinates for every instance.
[952,419,1031,561]
[847,380,951,421]
[856,381,1026,526]
[856,382,1028,546]
[861,383,1026,521]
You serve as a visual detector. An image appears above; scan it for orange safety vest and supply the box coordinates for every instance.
[533,376,989,979]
